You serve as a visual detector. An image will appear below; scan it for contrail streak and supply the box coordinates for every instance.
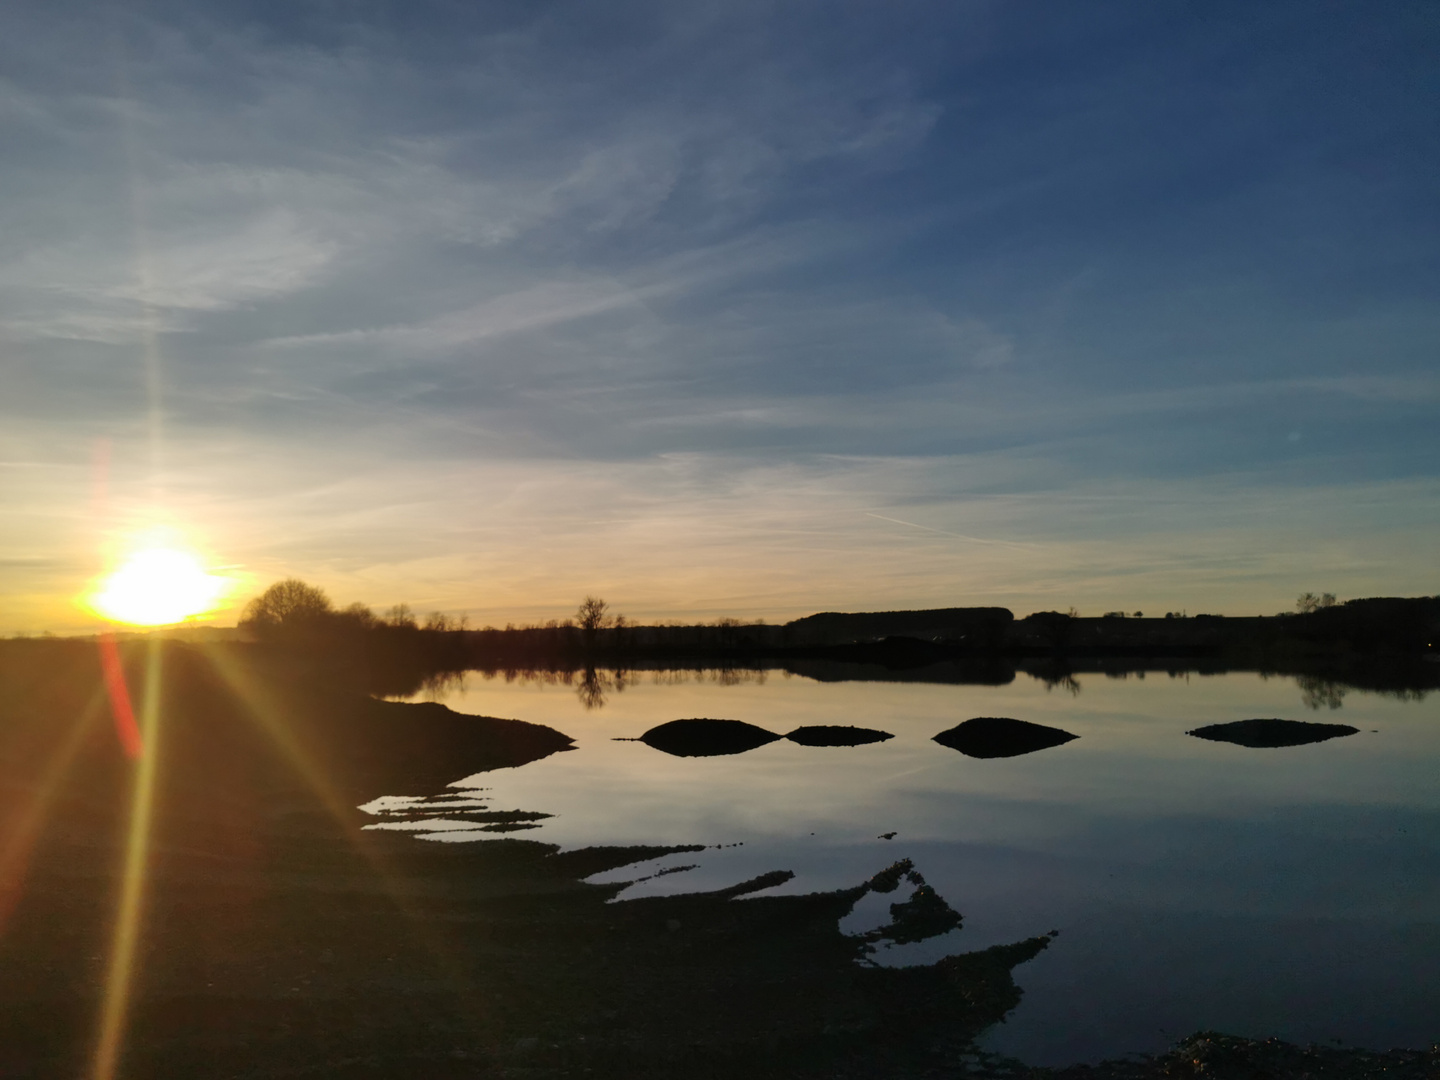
[862,513,1035,551]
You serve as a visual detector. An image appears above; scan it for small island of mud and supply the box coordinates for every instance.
[1188,717,1360,748]
[933,716,1080,759]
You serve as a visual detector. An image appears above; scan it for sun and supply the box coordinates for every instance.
[86,547,231,626]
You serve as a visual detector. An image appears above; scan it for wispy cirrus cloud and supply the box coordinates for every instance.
[1,0,1436,628]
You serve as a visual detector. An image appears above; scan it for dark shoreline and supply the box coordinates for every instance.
[209,594,1440,698]
[1,637,1434,1078]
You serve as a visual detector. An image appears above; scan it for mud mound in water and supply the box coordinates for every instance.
[933,716,1078,759]
[1188,718,1358,748]
[638,718,782,757]
[785,725,894,746]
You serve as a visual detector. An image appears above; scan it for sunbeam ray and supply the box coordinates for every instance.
[0,685,109,939]
[91,636,163,1080]
[193,643,491,1027]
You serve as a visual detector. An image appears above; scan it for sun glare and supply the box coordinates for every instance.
[87,547,230,626]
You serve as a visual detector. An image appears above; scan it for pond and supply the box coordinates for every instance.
[372,664,1440,1066]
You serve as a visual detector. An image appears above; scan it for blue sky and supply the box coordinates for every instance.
[2,0,1437,629]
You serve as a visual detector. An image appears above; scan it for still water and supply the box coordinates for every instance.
[371,666,1440,1065]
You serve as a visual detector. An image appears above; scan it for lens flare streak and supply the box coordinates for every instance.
[0,688,108,939]
[98,634,142,759]
[92,638,163,1080]
[195,644,491,1025]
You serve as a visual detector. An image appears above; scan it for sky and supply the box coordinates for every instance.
[2,0,1438,632]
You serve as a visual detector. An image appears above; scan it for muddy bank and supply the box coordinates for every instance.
[0,639,1049,1078]
[1043,1031,1440,1080]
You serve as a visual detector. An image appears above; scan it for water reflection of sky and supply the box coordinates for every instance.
[379,669,1440,1065]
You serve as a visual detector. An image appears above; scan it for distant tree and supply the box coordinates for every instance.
[385,603,418,629]
[1133,611,1143,618]
[576,596,609,632]
[1297,592,1339,614]
[240,579,333,636]
[339,602,379,629]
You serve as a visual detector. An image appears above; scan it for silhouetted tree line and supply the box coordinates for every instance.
[239,580,1440,696]
[240,579,474,694]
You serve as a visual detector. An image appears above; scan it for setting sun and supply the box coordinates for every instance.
[86,547,230,626]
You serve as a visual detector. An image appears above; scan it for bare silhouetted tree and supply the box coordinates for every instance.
[340,602,379,629]
[423,611,468,632]
[385,603,418,629]
[1296,592,1338,614]
[240,579,333,636]
[576,596,609,632]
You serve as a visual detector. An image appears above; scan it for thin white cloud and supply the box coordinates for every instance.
[260,279,661,352]
[1,0,1434,631]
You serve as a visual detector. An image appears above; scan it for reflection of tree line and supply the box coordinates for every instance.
[238,580,1440,707]
[407,661,1428,719]
[416,664,773,710]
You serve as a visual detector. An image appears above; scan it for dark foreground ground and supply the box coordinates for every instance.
[0,638,1433,1079]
